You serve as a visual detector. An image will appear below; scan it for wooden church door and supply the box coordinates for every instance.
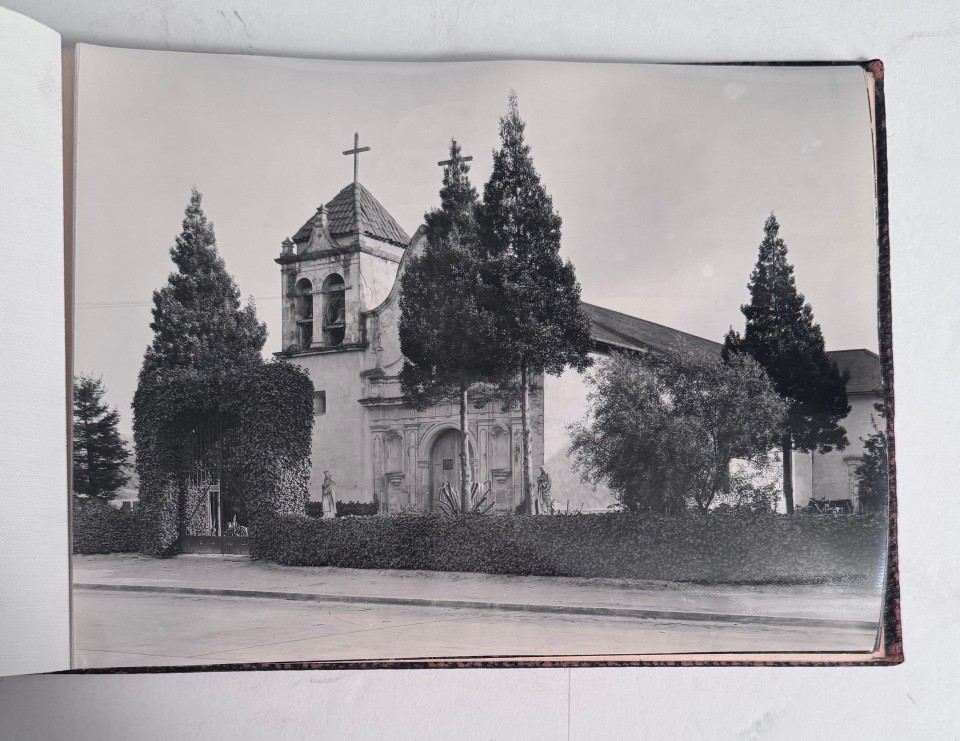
[430,429,461,512]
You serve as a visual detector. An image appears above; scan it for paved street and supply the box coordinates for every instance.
[71,554,883,667]
[73,554,884,623]
[73,590,879,668]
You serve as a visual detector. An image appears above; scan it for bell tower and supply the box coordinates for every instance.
[276,135,411,355]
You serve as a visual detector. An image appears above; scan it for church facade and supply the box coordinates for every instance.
[276,180,543,513]
[277,179,882,514]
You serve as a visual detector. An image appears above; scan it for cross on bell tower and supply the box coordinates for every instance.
[343,132,371,185]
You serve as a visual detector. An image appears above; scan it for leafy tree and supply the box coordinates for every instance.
[476,92,593,513]
[569,347,787,514]
[723,213,850,514]
[854,402,889,513]
[723,462,783,513]
[399,140,508,509]
[73,375,130,500]
[141,188,266,376]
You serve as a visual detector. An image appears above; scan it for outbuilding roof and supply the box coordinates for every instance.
[826,348,883,395]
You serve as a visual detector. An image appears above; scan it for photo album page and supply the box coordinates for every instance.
[14,38,900,672]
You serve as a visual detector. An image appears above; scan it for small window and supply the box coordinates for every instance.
[313,390,327,415]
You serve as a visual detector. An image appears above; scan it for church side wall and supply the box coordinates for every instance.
[792,393,880,510]
[284,350,369,504]
[542,357,617,513]
[792,452,814,510]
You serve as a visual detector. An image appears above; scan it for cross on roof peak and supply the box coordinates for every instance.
[342,132,371,185]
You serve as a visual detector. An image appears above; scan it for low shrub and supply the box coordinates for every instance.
[252,510,887,584]
[72,499,140,554]
[338,501,379,517]
[304,500,379,518]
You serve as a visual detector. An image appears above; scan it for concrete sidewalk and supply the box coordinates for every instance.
[73,554,883,628]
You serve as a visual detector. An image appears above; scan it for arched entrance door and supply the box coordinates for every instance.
[429,429,475,512]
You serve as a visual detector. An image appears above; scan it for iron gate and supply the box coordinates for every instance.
[179,412,249,555]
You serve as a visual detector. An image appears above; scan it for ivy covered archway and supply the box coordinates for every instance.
[133,361,314,557]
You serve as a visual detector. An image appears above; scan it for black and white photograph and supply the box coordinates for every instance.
[69,46,892,668]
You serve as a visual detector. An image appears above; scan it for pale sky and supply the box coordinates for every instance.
[74,48,879,434]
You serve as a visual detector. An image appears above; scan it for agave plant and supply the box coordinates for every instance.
[436,480,495,516]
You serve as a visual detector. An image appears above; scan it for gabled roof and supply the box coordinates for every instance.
[583,302,722,356]
[584,304,882,396]
[827,349,882,394]
[293,182,410,248]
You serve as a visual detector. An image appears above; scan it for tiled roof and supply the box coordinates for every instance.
[827,349,882,394]
[583,303,723,356]
[293,182,410,248]
[584,304,881,396]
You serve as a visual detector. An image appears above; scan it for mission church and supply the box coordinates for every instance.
[276,144,882,515]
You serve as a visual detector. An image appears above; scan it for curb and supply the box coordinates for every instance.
[73,583,878,631]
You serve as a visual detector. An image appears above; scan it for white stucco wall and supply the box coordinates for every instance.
[542,356,617,513]
[792,392,881,510]
[792,450,814,509]
[289,349,369,502]
[358,245,403,310]
[812,393,882,508]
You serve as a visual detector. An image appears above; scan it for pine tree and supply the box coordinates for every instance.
[73,375,130,500]
[399,140,507,510]
[476,93,593,514]
[141,188,266,376]
[723,213,850,513]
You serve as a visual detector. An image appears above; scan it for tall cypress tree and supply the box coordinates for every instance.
[399,140,506,510]
[141,188,266,376]
[723,213,850,513]
[476,93,593,514]
[73,375,130,500]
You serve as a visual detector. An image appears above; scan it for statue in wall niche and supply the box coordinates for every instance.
[321,470,337,519]
[535,466,554,515]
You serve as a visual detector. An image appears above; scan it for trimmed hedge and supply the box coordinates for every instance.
[255,511,887,584]
[73,501,140,554]
[305,500,379,518]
